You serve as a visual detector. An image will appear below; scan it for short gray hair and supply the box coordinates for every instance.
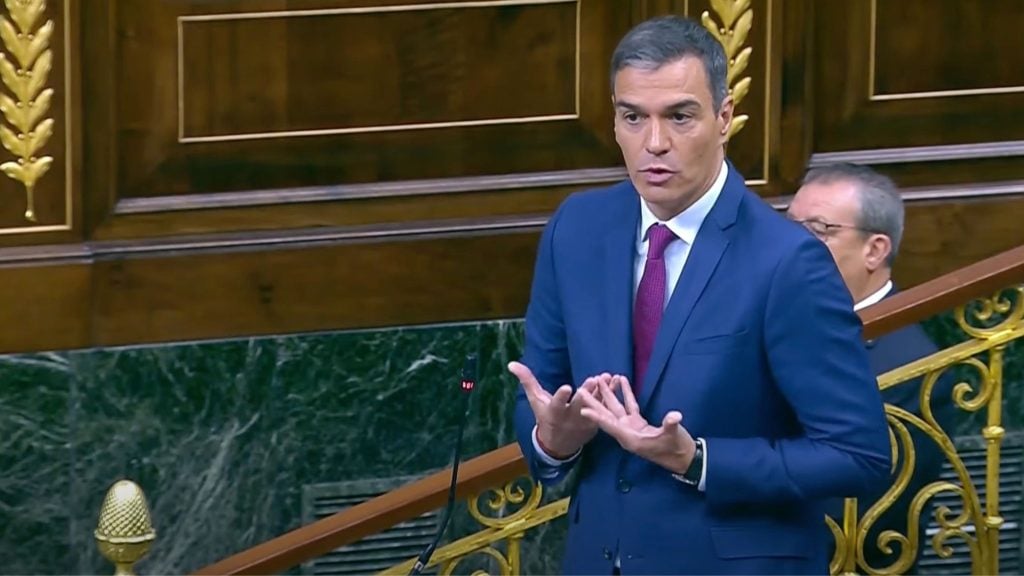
[802,163,904,267]
[610,16,729,113]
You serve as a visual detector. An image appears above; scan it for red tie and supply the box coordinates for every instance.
[633,224,677,391]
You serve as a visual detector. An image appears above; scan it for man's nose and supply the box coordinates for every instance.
[645,121,670,155]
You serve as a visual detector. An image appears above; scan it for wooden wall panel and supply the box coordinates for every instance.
[4,187,1024,355]
[810,0,1024,163]
[872,1,1023,97]
[78,0,789,241]
[179,5,578,139]
[0,255,90,352]
[0,0,1022,354]
[105,0,628,200]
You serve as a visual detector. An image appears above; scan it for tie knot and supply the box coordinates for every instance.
[645,223,677,260]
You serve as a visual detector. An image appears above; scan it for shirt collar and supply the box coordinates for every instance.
[637,159,728,251]
[854,280,893,311]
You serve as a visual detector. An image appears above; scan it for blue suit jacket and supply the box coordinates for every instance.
[825,293,957,571]
[514,166,892,575]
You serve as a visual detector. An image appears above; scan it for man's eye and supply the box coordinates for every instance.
[672,113,692,123]
[623,112,640,124]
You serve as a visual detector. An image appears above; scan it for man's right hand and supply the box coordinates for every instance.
[509,361,612,459]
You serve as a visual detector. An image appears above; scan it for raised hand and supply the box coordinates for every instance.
[509,362,616,459]
[577,375,697,474]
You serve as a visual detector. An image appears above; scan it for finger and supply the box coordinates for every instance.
[580,404,637,452]
[575,387,615,419]
[662,410,683,430]
[598,378,627,418]
[508,361,550,405]
[580,404,628,440]
[580,374,609,395]
[551,384,574,408]
[619,375,640,415]
[578,376,601,395]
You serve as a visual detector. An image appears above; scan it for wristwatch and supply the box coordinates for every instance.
[672,438,705,486]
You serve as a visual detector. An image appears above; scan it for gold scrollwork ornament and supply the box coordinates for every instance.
[468,478,543,529]
[955,287,1024,339]
[440,546,513,576]
[0,0,54,222]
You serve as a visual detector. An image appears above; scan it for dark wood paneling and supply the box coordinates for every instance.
[0,256,91,352]
[3,189,1024,354]
[1,0,1022,355]
[91,174,589,239]
[180,3,577,138]
[91,227,540,346]
[75,0,789,243]
[897,195,1024,288]
[873,0,1023,96]
[0,220,546,353]
[810,0,1024,156]
[107,0,628,201]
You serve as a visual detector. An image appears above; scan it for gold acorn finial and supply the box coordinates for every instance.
[94,479,156,576]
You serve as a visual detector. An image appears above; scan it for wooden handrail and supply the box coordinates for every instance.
[861,243,1024,340]
[193,444,526,575]
[193,243,1024,576]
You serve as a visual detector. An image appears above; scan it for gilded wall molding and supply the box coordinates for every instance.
[0,0,54,222]
[700,0,752,140]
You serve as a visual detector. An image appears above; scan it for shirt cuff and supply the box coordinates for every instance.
[697,437,707,492]
[532,425,581,466]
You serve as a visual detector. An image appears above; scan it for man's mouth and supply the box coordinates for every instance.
[640,167,676,185]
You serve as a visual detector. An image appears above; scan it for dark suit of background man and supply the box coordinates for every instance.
[789,163,957,573]
[508,16,891,576]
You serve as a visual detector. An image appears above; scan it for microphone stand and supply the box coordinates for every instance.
[409,355,477,576]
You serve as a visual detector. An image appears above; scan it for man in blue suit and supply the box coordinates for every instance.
[790,163,957,573]
[509,16,891,575]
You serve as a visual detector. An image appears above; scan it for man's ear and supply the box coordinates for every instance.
[717,95,735,144]
[863,233,893,272]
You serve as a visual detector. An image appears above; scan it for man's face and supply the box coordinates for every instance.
[612,56,733,221]
[787,179,873,298]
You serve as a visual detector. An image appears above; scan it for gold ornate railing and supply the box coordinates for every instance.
[830,287,1023,575]
[376,287,1023,576]
[383,479,566,576]
[193,244,1024,576]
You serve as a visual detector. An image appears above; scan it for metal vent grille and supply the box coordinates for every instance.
[302,474,440,576]
[918,433,1023,575]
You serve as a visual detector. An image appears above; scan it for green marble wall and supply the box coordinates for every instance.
[0,313,1020,575]
[0,321,549,575]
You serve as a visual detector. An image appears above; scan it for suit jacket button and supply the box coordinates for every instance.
[617,478,632,493]
[603,548,612,560]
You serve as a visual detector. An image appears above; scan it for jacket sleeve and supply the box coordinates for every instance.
[514,202,577,485]
[704,237,892,509]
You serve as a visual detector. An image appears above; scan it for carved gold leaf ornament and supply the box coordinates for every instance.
[0,0,54,222]
[701,0,752,139]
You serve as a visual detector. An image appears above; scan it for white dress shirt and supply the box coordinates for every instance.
[854,280,893,312]
[532,160,729,494]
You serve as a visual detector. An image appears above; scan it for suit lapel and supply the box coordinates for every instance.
[637,165,745,411]
[604,189,640,380]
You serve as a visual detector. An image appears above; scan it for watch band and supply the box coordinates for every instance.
[672,438,704,486]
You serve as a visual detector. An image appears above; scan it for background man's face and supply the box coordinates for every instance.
[788,180,872,297]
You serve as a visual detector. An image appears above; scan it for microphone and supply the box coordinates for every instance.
[409,354,478,576]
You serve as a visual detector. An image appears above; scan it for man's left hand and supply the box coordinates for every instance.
[577,375,697,474]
